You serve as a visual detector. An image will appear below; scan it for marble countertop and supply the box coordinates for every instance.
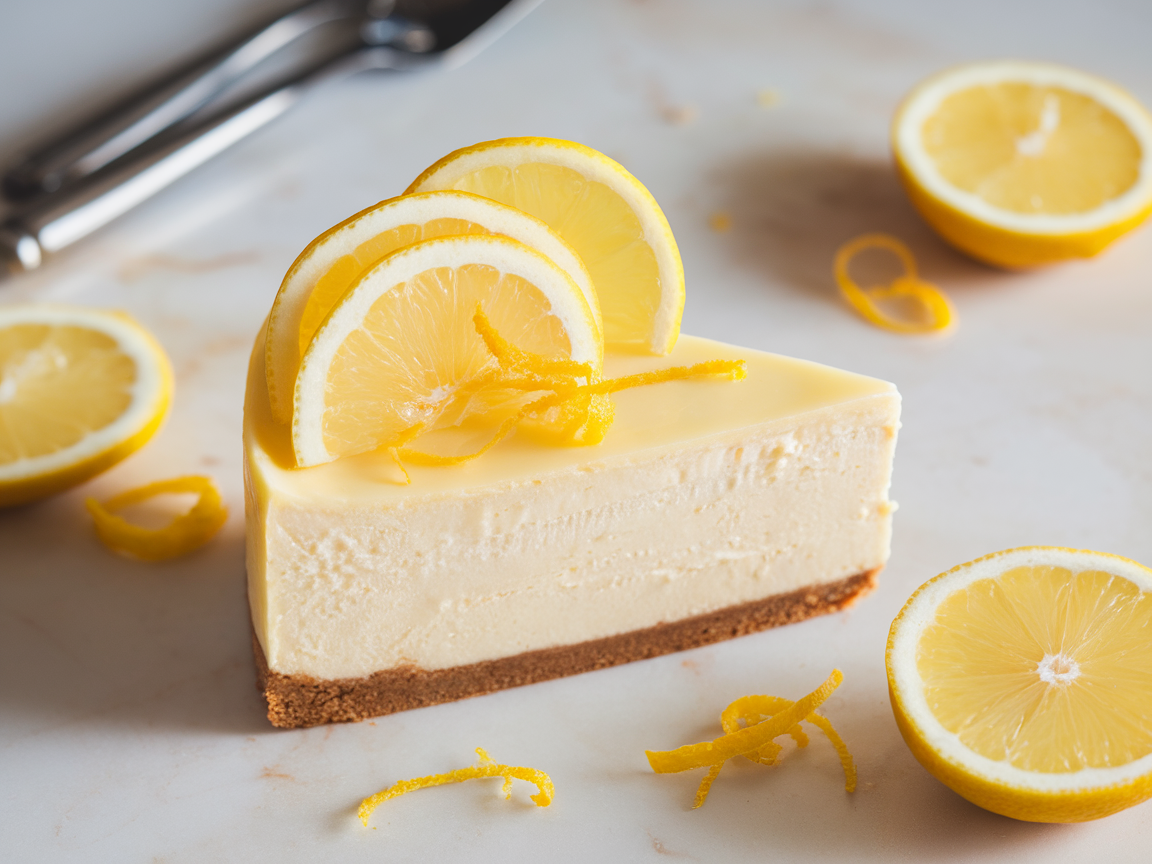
[2,0,1151,860]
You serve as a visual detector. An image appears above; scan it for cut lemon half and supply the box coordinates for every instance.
[887,546,1152,822]
[0,305,172,507]
[292,234,601,467]
[406,137,684,354]
[893,61,1152,268]
[266,190,600,424]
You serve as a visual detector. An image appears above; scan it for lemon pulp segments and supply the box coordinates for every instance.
[291,234,601,467]
[923,83,1142,215]
[919,564,1152,773]
[1,324,134,460]
[887,547,1152,822]
[407,138,685,353]
[265,191,600,424]
[893,62,1152,267]
[0,305,172,507]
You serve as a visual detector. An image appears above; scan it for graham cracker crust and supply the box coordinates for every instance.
[253,568,879,729]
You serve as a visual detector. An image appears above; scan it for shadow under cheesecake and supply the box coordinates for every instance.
[0,494,267,736]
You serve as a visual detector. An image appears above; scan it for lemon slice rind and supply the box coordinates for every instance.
[894,61,1152,267]
[266,190,601,424]
[887,546,1152,821]
[0,305,172,507]
[292,234,601,468]
[406,137,685,355]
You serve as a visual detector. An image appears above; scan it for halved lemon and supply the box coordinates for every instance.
[887,546,1152,822]
[0,305,172,507]
[265,190,599,424]
[893,61,1152,268]
[292,234,601,467]
[406,137,684,354]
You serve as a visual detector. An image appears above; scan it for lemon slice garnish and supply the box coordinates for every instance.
[291,234,602,468]
[0,304,172,508]
[894,61,1152,268]
[358,748,553,828]
[407,137,685,354]
[265,190,600,424]
[86,475,228,561]
[887,546,1152,822]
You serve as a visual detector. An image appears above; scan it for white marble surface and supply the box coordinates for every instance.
[2,0,1152,860]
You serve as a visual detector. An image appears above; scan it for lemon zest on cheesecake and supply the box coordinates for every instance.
[834,234,955,334]
[357,748,554,827]
[396,308,746,468]
[646,669,855,808]
[85,475,227,561]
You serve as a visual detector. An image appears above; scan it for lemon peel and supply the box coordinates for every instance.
[834,234,955,334]
[357,748,554,827]
[395,307,746,469]
[85,475,228,561]
[646,669,856,808]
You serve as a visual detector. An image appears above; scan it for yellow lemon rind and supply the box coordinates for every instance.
[85,475,228,562]
[886,546,1152,823]
[0,306,173,508]
[405,136,685,355]
[894,157,1152,269]
[893,61,1152,269]
[358,747,553,828]
[291,234,602,468]
[265,190,601,424]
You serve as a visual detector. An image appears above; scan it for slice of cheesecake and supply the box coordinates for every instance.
[245,326,900,728]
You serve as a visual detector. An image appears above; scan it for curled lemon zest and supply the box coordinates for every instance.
[646,670,856,808]
[85,475,227,562]
[834,233,955,334]
[357,748,554,827]
[397,307,746,469]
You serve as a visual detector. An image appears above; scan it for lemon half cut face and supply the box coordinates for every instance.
[893,61,1152,268]
[887,546,1152,822]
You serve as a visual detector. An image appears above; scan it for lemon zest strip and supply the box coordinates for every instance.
[720,694,856,791]
[357,748,554,827]
[834,233,955,334]
[397,307,746,468]
[646,670,855,807]
[85,475,227,562]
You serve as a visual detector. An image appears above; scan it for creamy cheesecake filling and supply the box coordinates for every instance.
[245,330,900,680]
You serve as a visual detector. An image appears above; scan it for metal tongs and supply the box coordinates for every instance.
[0,0,539,277]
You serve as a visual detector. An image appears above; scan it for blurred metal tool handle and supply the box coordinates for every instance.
[1,0,364,201]
[0,47,405,274]
[0,0,539,278]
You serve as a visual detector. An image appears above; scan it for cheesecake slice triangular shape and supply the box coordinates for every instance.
[244,326,900,728]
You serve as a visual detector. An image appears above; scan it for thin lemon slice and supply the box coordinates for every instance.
[0,305,172,507]
[406,137,685,354]
[86,475,228,561]
[292,234,601,467]
[894,61,1152,268]
[265,190,600,424]
[887,546,1152,822]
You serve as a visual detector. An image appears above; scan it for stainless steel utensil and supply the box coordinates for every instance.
[0,0,540,277]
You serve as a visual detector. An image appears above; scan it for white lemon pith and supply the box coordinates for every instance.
[0,305,172,507]
[887,547,1152,822]
[265,190,599,424]
[291,234,601,468]
[894,61,1152,268]
[406,137,685,354]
